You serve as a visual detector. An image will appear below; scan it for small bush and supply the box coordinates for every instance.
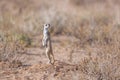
[19,34,32,47]
[0,34,26,67]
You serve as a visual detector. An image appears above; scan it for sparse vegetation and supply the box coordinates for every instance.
[0,0,120,80]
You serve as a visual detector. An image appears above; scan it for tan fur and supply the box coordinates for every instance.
[42,24,55,64]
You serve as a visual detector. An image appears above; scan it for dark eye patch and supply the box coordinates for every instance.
[48,24,50,27]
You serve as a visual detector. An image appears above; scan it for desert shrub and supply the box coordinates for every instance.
[79,44,120,80]
[0,33,26,67]
[19,34,32,47]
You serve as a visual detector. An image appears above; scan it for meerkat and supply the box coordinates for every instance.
[42,24,55,64]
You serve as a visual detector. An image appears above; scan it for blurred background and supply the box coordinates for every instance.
[0,0,120,80]
[0,0,120,36]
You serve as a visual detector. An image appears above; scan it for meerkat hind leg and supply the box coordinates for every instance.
[50,52,55,64]
[46,51,52,64]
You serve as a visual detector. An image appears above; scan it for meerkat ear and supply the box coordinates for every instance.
[48,24,51,28]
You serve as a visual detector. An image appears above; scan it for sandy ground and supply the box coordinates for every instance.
[0,35,93,80]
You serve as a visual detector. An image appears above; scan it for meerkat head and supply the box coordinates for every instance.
[43,24,52,34]
[44,24,50,29]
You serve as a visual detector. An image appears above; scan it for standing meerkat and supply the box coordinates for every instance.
[42,24,55,64]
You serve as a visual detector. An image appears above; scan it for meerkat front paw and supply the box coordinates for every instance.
[42,40,46,47]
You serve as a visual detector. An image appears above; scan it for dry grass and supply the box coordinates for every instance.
[0,33,26,68]
[0,0,120,80]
